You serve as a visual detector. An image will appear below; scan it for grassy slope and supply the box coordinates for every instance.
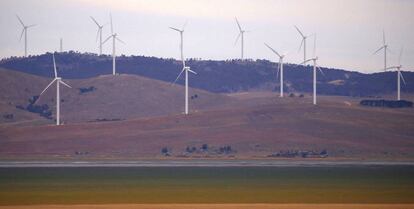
[1,93,413,160]
[0,68,234,124]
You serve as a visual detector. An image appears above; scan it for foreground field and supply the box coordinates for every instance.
[1,204,414,209]
[0,166,413,205]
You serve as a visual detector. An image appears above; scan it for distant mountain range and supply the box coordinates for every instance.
[1,51,413,96]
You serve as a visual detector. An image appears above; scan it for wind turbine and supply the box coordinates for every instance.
[235,17,248,59]
[169,21,187,67]
[37,54,72,125]
[170,21,197,115]
[294,25,312,65]
[264,43,287,97]
[90,16,105,55]
[385,47,406,101]
[16,15,36,57]
[103,14,125,75]
[300,35,324,105]
[374,31,390,71]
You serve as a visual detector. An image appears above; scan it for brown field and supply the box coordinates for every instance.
[1,68,414,160]
[1,90,414,160]
[1,204,414,209]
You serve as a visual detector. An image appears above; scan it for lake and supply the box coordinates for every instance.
[0,164,413,205]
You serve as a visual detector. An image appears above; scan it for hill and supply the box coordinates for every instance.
[0,68,234,125]
[1,52,414,96]
[1,93,413,160]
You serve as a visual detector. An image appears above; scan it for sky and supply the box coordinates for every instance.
[0,0,413,73]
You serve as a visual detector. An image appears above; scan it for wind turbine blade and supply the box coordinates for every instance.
[264,43,281,58]
[169,27,182,32]
[234,32,241,46]
[299,59,313,65]
[317,64,325,77]
[110,13,113,34]
[276,62,280,79]
[235,17,242,31]
[26,24,36,28]
[382,30,386,45]
[116,37,125,44]
[187,68,197,74]
[53,54,57,78]
[16,15,25,27]
[40,79,57,96]
[398,47,403,65]
[95,28,100,42]
[385,66,396,71]
[102,36,112,45]
[90,16,100,27]
[313,34,317,57]
[294,25,305,38]
[172,68,185,84]
[399,71,406,85]
[182,20,188,31]
[60,80,72,88]
[373,46,384,55]
[298,38,304,52]
[19,29,24,41]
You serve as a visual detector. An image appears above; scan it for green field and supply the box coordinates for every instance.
[0,166,413,205]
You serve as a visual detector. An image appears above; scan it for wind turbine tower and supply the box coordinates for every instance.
[170,22,197,115]
[16,15,36,57]
[90,16,105,55]
[295,25,312,65]
[374,31,390,71]
[235,18,248,59]
[103,14,125,75]
[385,48,406,100]
[37,54,72,125]
[264,43,287,97]
[60,38,63,53]
[300,35,324,105]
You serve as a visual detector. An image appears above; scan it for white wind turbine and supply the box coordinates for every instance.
[16,15,36,57]
[295,25,312,65]
[235,17,248,59]
[264,43,287,97]
[170,22,197,115]
[103,14,125,76]
[300,35,324,105]
[385,48,406,101]
[90,16,105,55]
[37,54,72,125]
[374,31,390,71]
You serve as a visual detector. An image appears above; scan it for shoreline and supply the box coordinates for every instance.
[1,204,414,209]
[1,159,414,167]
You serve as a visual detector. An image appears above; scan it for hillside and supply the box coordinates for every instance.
[1,94,413,160]
[1,52,414,96]
[0,68,234,125]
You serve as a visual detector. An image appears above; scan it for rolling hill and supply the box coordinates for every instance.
[0,68,235,125]
[1,52,414,96]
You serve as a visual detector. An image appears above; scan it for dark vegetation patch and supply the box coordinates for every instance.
[15,96,53,119]
[79,86,96,94]
[162,143,236,157]
[267,149,328,158]
[89,118,123,122]
[360,100,413,108]
[2,113,14,120]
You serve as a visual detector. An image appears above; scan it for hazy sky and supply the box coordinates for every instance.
[0,0,413,73]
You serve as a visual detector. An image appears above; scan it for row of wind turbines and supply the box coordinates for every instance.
[16,15,408,125]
